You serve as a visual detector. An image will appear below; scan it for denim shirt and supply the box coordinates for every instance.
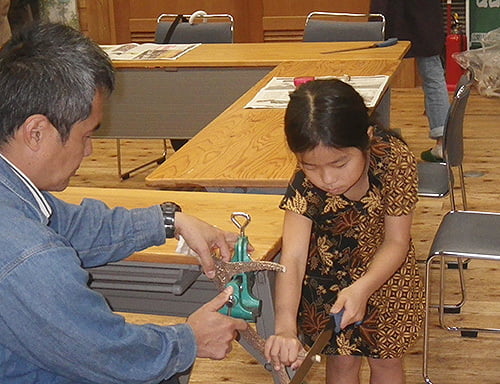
[0,158,197,383]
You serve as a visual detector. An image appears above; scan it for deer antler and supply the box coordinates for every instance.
[210,256,290,384]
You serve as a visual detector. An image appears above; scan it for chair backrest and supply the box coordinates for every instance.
[303,12,385,42]
[155,11,234,44]
[443,68,474,168]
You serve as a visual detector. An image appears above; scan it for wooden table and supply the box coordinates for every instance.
[53,187,283,315]
[54,186,285,383]
[112,41,411,68]
[146,59,403,191]
[99,41,410,139]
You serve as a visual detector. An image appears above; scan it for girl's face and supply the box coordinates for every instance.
[297,143,369,197]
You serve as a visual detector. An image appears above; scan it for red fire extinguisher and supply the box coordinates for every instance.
[446,11,466,91]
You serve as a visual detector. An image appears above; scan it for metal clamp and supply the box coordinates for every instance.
[219,212,261,321]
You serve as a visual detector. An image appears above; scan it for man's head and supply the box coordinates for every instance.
[0,22,115,190]
[0,22,115,144]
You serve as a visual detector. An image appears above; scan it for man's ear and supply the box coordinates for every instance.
[19,115,52,151]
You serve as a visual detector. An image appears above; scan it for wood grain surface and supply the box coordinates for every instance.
[145,59,401,189]
[112,41,411,69]
[53,187,283,264]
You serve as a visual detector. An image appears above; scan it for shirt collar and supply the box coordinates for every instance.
[0,153,53,219]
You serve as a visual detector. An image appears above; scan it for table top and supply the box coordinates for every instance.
[146,59,402,189]
[112,40,411,68]
[53,187,284,264]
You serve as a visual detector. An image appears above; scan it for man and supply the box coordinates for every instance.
[371,0,450,162]
[0,22,247,383]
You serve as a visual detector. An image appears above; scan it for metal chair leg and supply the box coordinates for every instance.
[446,165,471,271]
[423,253,500,383]
[116,138,167,180]
[425,256,466,313]
[422,254,435,384]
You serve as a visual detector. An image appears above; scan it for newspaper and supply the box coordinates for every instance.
[101,43,201,61]
[245,75,390,109]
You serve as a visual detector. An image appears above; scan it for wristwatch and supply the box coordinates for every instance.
[159,202,182,238]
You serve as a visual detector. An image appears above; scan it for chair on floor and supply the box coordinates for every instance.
[417,69,474,314]
[422,211,500,383]
[303,11,385,42]
[421,70,500,384]
[115,11,234,179]
[417,69,474,211]
[155,11,234,152]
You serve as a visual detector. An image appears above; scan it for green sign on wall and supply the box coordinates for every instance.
[468,0,500,47]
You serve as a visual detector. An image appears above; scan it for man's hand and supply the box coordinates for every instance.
[175,212,239,278]
[187,287,248,359]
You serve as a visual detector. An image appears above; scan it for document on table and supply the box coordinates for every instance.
[101,43,201,61]
[244,75,390,109]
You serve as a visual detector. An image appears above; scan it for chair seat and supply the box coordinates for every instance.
[429,210,500,261]
[417,162,450,198]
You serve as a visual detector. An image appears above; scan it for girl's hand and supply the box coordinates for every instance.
[330,283,371,330]
[264,333,306,371]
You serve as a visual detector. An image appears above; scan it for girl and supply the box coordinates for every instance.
[264,79,424,384]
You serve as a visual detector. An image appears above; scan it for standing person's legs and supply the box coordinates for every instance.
[417,55,450,161]
[326,355,362,384]
[367,357,404,384]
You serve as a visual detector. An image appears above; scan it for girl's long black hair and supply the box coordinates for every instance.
[284,79,373,154]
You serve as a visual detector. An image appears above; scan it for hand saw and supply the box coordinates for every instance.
[289,310,344,384]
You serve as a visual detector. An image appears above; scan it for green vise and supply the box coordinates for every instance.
[219,212,262,322]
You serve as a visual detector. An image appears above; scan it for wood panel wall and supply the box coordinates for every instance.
[77,0,416,87]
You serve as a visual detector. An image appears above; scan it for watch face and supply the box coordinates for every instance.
[162,201,182,213]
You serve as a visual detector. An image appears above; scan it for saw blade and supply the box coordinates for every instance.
[289,314,338,384]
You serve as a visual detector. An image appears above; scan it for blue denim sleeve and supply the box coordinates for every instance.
[0,242,196,384]
[45,194,166,268]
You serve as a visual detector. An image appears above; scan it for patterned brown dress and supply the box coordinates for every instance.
[280,130,424,359]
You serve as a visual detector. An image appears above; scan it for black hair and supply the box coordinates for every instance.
[284,79,372,154]
[0,22,115,145]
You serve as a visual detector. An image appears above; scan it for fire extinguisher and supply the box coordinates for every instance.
[445,11,466,91]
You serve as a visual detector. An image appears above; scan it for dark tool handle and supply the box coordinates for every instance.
[375,37,398,47]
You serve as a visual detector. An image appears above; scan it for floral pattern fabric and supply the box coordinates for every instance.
[280,130,424,359]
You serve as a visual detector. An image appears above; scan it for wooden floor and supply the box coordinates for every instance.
[69,88,500,384]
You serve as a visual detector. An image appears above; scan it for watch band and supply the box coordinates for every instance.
[159,202,182,238]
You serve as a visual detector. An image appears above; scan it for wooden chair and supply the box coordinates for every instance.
[303,11,385,42]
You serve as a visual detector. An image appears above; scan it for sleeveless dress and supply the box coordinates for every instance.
[279,131,424,359]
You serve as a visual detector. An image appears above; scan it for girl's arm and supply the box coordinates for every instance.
[331,212,413,329]
[264,210,312,371]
